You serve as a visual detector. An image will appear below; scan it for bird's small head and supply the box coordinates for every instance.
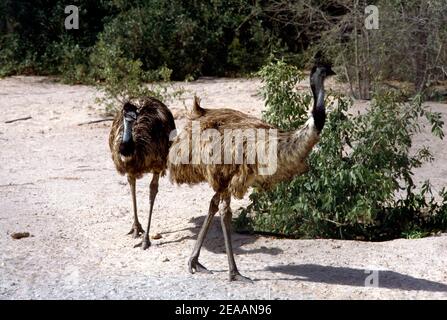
[122,102,138,123]
[311,64,336,80]
[310,51,336,88]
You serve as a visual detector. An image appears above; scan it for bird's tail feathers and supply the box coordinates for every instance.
[185,95,205,119]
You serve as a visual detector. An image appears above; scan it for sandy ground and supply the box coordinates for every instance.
[0,76,446,300]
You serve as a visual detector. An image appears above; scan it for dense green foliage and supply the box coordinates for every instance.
[0,0,293,109]
[235,60,447,240]
[0,0,109,78]
[0,0,290,82]
[91,36,185,112]
[2,0,445,101]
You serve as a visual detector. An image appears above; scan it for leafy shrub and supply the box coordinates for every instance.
[91,0,281,80]
[235,60,447,240]
[257,58,311,130]
[46,37,93,84]
[91,39,184,114]
[0,33,31,76]
[0,0,111,79]
[0,0,288,82]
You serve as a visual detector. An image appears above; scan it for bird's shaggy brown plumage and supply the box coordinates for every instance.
[169,99,319,199]
[109,98,175,178]
[168,61,335,281]
[109,97,176,249]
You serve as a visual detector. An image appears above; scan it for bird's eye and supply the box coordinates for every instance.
[124,111,137,121]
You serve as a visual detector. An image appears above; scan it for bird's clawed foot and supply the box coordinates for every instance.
[141,234,151,250]
[229,271,253,283]
[127,222,144,238]
[134,234,151,250]
[188,256,212,274]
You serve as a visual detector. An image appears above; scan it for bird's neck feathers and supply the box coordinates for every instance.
[257,65,331,187]
[277,72,326,160]
[263,72,326,183]
[260,122,320,188]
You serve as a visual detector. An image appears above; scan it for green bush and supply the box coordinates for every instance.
[90,0,280,80]
[0,33,32,76]
[0,0,111,79]
[46,37,92,84]
[235,60,447,240]
[257,58,311,130]
[91,38,184,114]
[0,0,287,82]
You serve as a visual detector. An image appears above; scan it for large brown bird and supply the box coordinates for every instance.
[168,59,335,281]
[109,98,176,250]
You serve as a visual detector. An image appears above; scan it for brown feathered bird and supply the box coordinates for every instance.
[109,98,176,250]
[168,60,335,281]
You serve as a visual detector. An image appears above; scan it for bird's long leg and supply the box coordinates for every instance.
[220,195,252,283]
[141,173,159,250]
[127,175,144,238]
[188,192,220,274]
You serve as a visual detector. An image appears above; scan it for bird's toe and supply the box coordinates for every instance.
[141,238,151,250]
[229,272,253,283]
[188,257,212,274]
[127,223,144,238]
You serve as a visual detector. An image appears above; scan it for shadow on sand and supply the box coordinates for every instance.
[159,217,447,292]
[263,264,447,292]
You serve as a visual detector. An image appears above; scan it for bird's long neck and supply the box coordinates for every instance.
[119,118,136,157]
[258,75,326,187]
[122,119,133,144]
[277,74,326,169]
[311,76,326,133]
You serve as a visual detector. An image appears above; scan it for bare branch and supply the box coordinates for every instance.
[78,118,114,126]
[4,116,32,124]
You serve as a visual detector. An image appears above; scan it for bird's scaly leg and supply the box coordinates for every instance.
[127,175,144,238]
[140,173,159,250]
[220,195,252,283]
[188,192,220,274]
